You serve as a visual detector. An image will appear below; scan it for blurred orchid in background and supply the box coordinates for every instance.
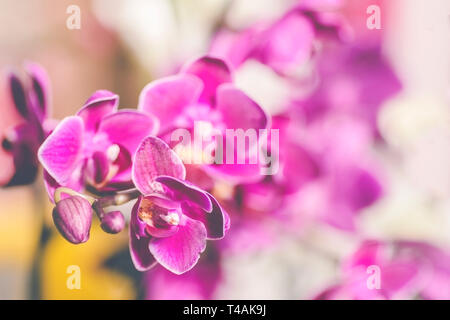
[1,63,54,187]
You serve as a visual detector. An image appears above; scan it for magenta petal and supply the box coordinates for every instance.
[98,109,159,154]
[132,136,186,195]
[182,56,232,105]
[216,84,268,131]
[181,193,227,240]
[138,75,203,132]
[77,90,119,132]
[38,116,84,185]
[257,12,315,73]
[129,197,157,271]
[156,176,212,212]
[149,215,207,274]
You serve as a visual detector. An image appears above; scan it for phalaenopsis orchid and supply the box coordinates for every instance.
[36,75,231,274]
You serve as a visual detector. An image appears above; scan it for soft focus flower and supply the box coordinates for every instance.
[1,62,54,186]
[295,44,402,134]
[315,240,450,299]
[138,56,269,184]
[129,136,229,274]
[38,90,158,201]
[210,3,349,76]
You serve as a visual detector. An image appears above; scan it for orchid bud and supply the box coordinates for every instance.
[52,195,93,244]
[101,210,125,234]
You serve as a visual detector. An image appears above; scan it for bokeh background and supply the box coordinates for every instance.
[0,0,449,299]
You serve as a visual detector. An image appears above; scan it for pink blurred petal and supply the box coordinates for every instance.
[24,61,51,120]
[216,84,268,131]
[138,75,203,132]
[182,56,232,105]
[257,11,315,74]
[205,162,264,184]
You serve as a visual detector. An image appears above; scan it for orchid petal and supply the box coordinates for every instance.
[149,215,207,274]
[181,193,227,240]
[38,116,84,185]
[98,109,159,154]
[77,90,119,132]
[156,175,212,212]
[132,136,186,195]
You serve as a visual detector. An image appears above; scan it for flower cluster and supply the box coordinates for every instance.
[35,55,270,275]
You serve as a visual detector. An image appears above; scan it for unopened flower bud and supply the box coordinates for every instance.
[52,195,93,244]
[100,210,125,234]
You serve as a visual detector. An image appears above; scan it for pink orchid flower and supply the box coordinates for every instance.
[38,90,158,201]
[129,136,229,274]
[138,56,269,184]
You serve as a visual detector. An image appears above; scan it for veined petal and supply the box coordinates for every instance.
[138,74,203,133]
[98,109,159,155]
[38,116,84,185]
[182,56,232,105]
[149,215,207,274]
[156,175,212,212]
[132,136,186,195]
[77,90,119,132]
[216,84,268,131]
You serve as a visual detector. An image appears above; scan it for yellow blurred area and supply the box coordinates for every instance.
[0,181,135,299]
[41,222,135,300]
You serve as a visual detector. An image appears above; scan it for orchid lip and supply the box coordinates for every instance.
[137,196,182,238]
